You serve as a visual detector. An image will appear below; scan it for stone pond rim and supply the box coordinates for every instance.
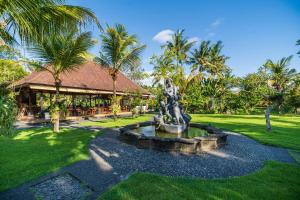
[119,121,228,154]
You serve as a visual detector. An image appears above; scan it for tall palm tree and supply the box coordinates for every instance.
[263,56,297,131]
[264,56,296,97]
[190,40,229,78]
[30,29,95,132]
[150,54,174,86]
[95,24,146,120]
[164,29,195,86]
[190,40,229,111]
[0,0,100,45]
[190,41,211,73]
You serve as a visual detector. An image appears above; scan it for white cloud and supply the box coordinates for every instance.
[153,29,174,43]
[211,18,223,28]
[188,37,200,44]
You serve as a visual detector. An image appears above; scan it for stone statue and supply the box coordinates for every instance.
[154,78,191,134]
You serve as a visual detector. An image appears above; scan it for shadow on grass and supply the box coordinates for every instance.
[0,127,100,192]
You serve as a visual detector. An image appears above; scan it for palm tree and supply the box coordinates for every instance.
[189,40,229,111]
[150,54,174,86]
[190,41,211,74]
[263,56,297,131]
[0,0,100,45]
[95,24,146,120]
[164,29,195,86]
[190,40,229,78]
[30,29,95,132]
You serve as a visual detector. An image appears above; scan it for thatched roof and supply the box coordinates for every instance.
[13,61,150,95]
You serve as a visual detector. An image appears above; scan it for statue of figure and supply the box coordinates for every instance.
[155,78,191,127]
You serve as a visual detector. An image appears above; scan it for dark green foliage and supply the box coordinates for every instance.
[0,86,18,136]
[0,59,28,84]
[150,36,300,115]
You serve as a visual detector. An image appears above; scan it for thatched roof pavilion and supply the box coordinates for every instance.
[13,61,150,121]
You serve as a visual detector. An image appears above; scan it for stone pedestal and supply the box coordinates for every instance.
[158,123,187,134]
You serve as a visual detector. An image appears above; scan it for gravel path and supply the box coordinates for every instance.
[1,127,296,200]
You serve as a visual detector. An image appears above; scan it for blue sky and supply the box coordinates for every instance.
[69,0,300,77]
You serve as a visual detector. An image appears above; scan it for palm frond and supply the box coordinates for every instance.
[30,29,94,77]
[1,0,100,45]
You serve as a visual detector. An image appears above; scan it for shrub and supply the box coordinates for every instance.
[0,87,18,136]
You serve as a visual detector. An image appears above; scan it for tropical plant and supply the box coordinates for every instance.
[263,56,297,106]
[150,54,174,86]
[0,59,28,84]
[263,56,298,131]
[183,82,205,113]
[189,40,230,112]
[190,40,229,78]
[0,86,18,136]
[285,76,300,113]
[110,96,122,118]
[95,24,146,120]
[238,72,268,113]
[30,29,95,132]
[163,29,195,87]
[0,0,100,45]
[126,67,149,86]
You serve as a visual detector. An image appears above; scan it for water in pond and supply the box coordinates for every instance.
[132,125,208,139]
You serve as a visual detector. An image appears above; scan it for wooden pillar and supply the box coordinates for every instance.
[97,95,101,114]
[72,94,75,116]
[89,95,92,107]
[40,91,44,112]
[28,90,32,116]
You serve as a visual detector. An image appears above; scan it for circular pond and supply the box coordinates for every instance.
[131,125,209,139]
[119,122,227,154]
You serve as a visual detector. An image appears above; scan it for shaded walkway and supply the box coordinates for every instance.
[0,126,295,200]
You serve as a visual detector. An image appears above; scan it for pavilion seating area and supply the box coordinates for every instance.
[12,61,150,121]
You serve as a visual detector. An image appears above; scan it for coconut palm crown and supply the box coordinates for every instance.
[30,29,95,132]
[0,0,100,45]
[95,24,146,119]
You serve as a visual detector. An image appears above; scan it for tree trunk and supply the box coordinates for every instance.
[210,96,215,112]
[112,75,117,121]
[53,80,61,133]
[265,105,272,132]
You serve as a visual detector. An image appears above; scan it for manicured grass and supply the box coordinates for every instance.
[0,127,100,192]
[191,114,300,150]
[80,114,154,128]
[100,162,300,200]
[289,150,300,164]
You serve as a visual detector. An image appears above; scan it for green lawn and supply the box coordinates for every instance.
[80,114,154,128]
[2,113,299,196]
[0,127,100,192]
[191,114,300,150]
[100,162,300,200]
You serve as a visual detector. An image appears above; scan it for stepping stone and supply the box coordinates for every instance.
[31,173,92,200]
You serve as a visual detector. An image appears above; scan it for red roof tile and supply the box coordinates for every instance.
[13,61,150,95]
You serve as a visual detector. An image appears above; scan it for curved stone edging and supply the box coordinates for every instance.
[119,122,228,154]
